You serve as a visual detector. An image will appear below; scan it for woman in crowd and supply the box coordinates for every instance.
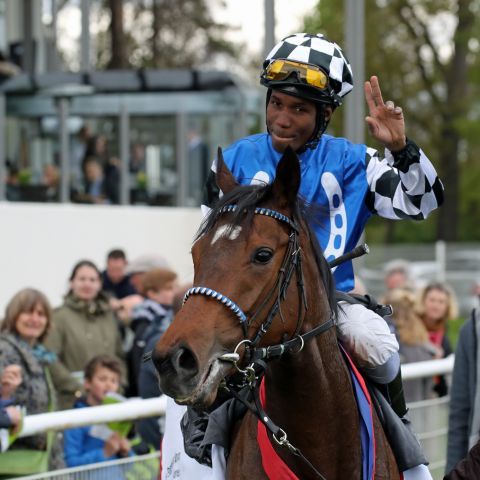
[416,282,458,397]
[383,288,440,402]
[45,260,126,409]
[0,288,64,472]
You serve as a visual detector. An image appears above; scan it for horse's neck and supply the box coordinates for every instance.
[262,248,363,477]
[263,330,362,478]
[265,327,356,424]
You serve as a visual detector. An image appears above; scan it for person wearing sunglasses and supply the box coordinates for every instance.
[161,33,442,479]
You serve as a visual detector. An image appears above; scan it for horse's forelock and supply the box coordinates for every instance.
[196,183,273,240]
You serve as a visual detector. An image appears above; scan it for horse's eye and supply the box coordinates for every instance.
[253,248,274,264]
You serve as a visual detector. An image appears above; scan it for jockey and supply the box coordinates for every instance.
[161,33,442,479]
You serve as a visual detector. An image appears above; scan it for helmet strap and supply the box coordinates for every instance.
[301,104,332,152]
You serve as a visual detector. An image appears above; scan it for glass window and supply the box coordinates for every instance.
[4,115,59,202]
[129,116,177,206]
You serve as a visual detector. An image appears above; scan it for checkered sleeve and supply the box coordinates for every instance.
[364,138,444,220]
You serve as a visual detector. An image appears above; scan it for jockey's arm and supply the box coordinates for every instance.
[337,302,400,384]
[364,139,444,220]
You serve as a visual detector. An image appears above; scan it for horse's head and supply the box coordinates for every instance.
[153,147,330,409]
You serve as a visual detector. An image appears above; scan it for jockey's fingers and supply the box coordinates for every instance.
[385,100,395,110]
[369,76,384,105]
[394,106,403,115]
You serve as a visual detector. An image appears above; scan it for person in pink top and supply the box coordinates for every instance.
[417,282,458,396]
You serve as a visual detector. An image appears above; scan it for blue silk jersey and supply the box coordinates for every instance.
[206,132,443,291]
[220,133,370,293]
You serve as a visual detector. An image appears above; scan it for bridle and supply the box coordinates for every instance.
[182,204,335,479]
[183,204,335,362]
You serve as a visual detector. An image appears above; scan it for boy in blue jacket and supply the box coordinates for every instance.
[64,355,133,466]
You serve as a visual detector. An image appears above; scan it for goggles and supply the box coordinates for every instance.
[263,59,329,91]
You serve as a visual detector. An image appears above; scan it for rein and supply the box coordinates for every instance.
[183,204,334,479]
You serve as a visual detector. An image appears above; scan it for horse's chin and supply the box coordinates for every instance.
[174,359,231,409]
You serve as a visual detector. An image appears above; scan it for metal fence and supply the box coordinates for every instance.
[5,357,455,479]
[12,395,451,480]
[409,396,450,480]
[10,452,160,480]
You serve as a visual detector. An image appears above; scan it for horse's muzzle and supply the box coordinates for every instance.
[152,345,200,398]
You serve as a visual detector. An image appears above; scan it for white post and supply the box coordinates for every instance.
[119,104,130,205]
[80,0,91,71]
[264,0,275,57]
[436,240,447,283]
[344,0,365,144]
[57,97,70,203]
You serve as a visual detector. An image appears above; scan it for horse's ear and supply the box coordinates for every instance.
[271,146,301,207]
[215,146,238,194]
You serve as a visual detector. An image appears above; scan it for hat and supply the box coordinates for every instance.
[126,254,169,275]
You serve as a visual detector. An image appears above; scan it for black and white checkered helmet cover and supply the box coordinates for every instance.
[264,33,354,99]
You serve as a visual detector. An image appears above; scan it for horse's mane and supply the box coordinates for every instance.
[197,183,338,318]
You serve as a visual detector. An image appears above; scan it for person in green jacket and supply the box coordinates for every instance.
[45,260,126,409]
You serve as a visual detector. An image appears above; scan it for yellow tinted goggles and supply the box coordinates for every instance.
[264,59,329,90]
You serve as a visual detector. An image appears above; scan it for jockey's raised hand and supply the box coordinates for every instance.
[364,75,406,152]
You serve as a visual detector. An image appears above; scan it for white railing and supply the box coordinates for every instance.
[9,357,454,479]
[16,357,454,439]
[402,354,455,380]
[19,396,167,439]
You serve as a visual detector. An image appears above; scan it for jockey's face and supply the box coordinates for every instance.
[267,91,332,152]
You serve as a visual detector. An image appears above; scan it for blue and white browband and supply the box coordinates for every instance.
[183,286,248,325]
[219,205,298,231]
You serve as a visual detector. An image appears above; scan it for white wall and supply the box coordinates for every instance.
[0,202,202,313]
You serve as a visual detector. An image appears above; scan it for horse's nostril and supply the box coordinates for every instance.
[178,348,197,372]
[173,346,198,378]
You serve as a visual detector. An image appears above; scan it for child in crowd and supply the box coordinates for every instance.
[63,355,133,467]
[127,268,177,398]
[131,268,177,449]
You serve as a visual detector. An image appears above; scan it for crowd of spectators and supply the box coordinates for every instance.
[375,259,480,476]
[0,248,182,475]
[376,259,459,403]
[0,249,478,476]
[4,125,152,206]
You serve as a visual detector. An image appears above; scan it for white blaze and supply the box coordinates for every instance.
[211,224,242,245]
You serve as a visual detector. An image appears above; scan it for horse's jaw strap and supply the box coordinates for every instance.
[250,316,335,362]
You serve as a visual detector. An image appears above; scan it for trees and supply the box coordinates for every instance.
[56,0,237,70]
[102,0,237,69]
[107,0,128,69]
[304,0,480,242]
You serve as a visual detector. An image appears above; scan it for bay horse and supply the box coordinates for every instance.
[153,147,399,479]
